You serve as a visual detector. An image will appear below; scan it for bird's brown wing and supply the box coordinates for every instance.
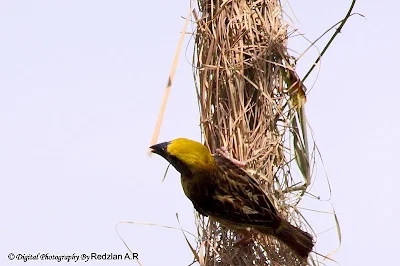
[205,154,280,228]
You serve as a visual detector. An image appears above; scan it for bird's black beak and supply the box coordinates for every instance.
[149,141,170,158]
[150,140,192,177]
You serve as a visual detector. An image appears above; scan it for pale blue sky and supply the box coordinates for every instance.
[1,1,398,265]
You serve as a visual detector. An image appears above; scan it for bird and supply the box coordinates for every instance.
[150,138,314,259]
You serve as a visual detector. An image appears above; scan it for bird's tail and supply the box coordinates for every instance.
[273,220,314,259]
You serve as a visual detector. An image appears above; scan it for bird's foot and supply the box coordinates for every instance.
[233,235,254,246]
[215,147,247,167]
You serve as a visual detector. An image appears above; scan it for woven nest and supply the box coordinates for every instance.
[191,0,315,265]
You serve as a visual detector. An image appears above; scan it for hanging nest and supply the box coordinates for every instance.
[192,0,315,265]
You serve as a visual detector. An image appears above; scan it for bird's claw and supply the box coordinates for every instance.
[233,235,254,246]
[216,147,247,167]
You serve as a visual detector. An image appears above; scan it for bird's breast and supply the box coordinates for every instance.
[180,173,217,206]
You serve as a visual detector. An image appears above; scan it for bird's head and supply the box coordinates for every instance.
[150,138,215,176]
